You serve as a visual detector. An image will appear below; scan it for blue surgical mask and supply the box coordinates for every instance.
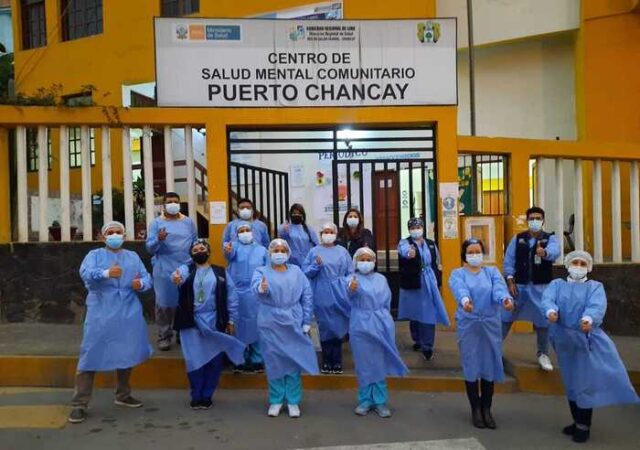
[409,229,424,239]
[466,253,483,267]
[568,266,588,280]
[528,219,543,232]
[270,252,289,265]
[357,261,375,274]
[165,202,180,215]
[106,234,124,249]
[238,208,253,220]
[238,231,253,244]
[346,217,359,228]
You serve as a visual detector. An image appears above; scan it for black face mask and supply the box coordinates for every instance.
[291,215,303,225]
[192,252,210,264]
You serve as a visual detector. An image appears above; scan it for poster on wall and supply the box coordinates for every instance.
[440,182,459,240]
[155,18,457,107]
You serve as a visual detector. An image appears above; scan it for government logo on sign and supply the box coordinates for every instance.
[176,25,188,40]
[417,21,441,44]
[289,25,306,41]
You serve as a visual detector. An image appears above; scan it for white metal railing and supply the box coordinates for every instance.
[11,124,203,242]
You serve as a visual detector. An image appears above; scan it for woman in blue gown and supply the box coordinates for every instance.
[540,250,639,444]
[252,238,319,419]
[448,239,514,430]
[277,203,319,267]
[302,222,353,374]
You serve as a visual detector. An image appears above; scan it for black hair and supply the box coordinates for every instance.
[461,238,485,263]
[163,192,180,202]
[526,206,545,219]
[238,198,254,208]
[289,203,313,244]
[339,207,363,240]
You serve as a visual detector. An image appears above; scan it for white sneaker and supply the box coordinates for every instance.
[267,403,283,417]
[287,404,301,418]
[538,354,554,372]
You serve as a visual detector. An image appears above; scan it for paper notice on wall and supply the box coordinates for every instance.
[290,164,305,187]
[440,182,459,239]
[210,201,227,224]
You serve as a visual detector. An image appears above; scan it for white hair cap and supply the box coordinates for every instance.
[268,238,290,253]
[353,246,376,265]
[320,222,338,234]
[564,250,593,271]
[101,221,125,236]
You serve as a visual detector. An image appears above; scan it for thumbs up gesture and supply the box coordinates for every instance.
[315,255,323,265]
[171,269,182,285]
[503,298,514,312]
[158,227,168,241]
[407,245,417,259]
[535,242,546,257]
[259,276,268,294]
[132,273,143,291]
[224,241,233,254]
[108,263,122,278]
[463,299,474,313]
[349,275,358,292]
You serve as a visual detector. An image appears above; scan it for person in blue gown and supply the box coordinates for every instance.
[223,198,270,248]
[448,238,514,430]
[277,203,319,267]
[68,221,153,424]
[172,239,246,410]
[539,250,639,444]
[338,247,409,418]
[224,221,269,372]
[397,217,450,361]
[503,206,560,371]
[302,222,353,374]
[251,238,319,418]
[146,192,198,351]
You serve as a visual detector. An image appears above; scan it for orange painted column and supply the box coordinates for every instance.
[206,120,229,266]
[0,128,11,243]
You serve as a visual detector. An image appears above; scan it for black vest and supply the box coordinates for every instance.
[514,231,554,285]
[174,264,229,332]
[399,237,442,290]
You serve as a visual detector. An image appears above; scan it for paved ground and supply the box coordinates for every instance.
[1,388,639,450]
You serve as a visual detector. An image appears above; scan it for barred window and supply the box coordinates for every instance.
[61,0,103,41]
[26,128,52,172]
[69,127,96,168]
[21,0,47,50]
[161,0,199,17]
[457,154,509,216]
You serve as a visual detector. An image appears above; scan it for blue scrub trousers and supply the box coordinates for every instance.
[501,321,550,356]
[320,338,343,367]
[357,380,388,407]
[268,372,302,405]
[244,343,263,366]
[187,353,225,402]
[409,321,436,352]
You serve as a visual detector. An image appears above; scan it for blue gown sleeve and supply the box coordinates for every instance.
[261,247,269,266]
[277,223,289,239]
[190,217,198,244]
[448,269,471,306]
[226,270,239,324]
[309,226,320,246]
[175,264,190,286]
[222,222,233,246]
[251,267,266,296]
[539,279,560,318]
[544,234,561,261]
[79,250,109,289]
[380,275,392,311]
[133,254,153,292]
[302,248,321,278]
[258,221,271,247]
[583,282,607,328]
[145,219,161,255]
[489,267,511,304]
[343,249,355,275]
[397,239,411,257]
[300,274,314,326]
[503,236,517,277]
[223,241,238,263]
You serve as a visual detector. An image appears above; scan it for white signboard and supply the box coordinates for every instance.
[155,18,457,107]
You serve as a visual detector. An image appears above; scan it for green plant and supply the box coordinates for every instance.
[132,176,147,223]
[50,220,61,228]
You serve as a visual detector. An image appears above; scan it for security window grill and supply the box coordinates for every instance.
[26,128,52,172]
[69,127,96,168]
[161,0,199,16]
[61,0,103,41]
[21,0,47,49]
[457,154,509,215]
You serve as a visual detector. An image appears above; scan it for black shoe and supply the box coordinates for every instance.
[157,339,172,351]
[572,428,590,443]
[562,424,576,435]
[412,343,421,351]
[114,396,143,408]
[68,407,87,424]
[253,363,265,373]
[201,399,213,410]
[190,400,200,410]
[233,364,245,374]
[472,408,486,429]
[422,350,434,361]
[482,408,496,429]
[332,364,343,374]
[321,363,331,374]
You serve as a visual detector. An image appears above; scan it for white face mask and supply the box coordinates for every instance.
[568,266,588,280]
[321,233,336,244]
[165,202,180,215]
[528,219,543,232]
[466,253,483,267]
[270,252,289,265]
[238,208,253,220]
[238,231,253,244]
[357,261,375,274]
[346,217,359,228]
[409,229,423,239]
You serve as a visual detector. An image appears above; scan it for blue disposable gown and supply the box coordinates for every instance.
[502,234,561,327]
[223,218,271,249]
[177,266,246,372]
[448,266,512,382]
[540,279,640,409]
[225,240,269,345]
[277,223,319,267]
[335,272,409,387]
[146,215,197,308]
[397,239,450,326]
[251,264,320,380]
[302,244,353,341]
[78,248,153,371]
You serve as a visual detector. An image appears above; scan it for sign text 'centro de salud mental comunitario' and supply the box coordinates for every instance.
[154,18,457,107]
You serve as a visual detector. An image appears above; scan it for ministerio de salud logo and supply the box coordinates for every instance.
[289,25,306,41]
[417,21,441,44]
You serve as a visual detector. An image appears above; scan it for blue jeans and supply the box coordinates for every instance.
[409,321,436,352]
[501,321,550,356]
[186,353,225,402]
[357,380,388,407]
[268,372,302,405]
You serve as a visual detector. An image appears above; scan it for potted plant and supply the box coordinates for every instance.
[133,176,148,240]
[48,220,77,241]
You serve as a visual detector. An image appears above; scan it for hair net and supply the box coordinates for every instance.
[101,221,125,235]
[191,238,211,253]
[320,222,338,234]
[269,238,290,254]
[353,246,376,266]
[236,221,253,233]
[407,217,424,229]
[564,250,593,271]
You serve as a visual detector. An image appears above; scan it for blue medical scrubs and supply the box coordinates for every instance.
[397,239,450,353]
[223,218,271,249]
[277,223,319,267]
[252,264,319,406]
